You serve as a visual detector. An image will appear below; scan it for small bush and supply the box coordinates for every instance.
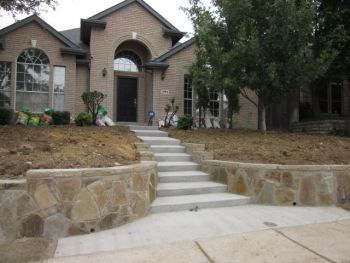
[75,112,93,126]
[177,115,193,130]
[81,91,105,123]
[52,111,71,125]
[0,108,14,125]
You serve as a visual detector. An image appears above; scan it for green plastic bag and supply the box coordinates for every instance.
[98,105,107,116]
[44,108,54,116]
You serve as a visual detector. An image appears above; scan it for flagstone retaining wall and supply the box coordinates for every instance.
[202,160,350,206]
[0,162,157,241]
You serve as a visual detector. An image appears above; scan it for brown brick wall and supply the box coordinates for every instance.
[75,65,90,115]
[152,44,195,121]
[89,2,173,121]
[0,22,77,115]
[153,43,258,129]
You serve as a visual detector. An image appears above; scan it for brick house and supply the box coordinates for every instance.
[0,0,257,129]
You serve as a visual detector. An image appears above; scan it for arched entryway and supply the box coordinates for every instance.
[114,40,152,123]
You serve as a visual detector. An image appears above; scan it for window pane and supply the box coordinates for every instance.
[0,91,11,108]
[16,49,50,112]
[53,94,64,111]
[184,76,192,116]
[53,67,65,111]
[114,51,142,72]
[0,62,11,107]
[16,92,49,112]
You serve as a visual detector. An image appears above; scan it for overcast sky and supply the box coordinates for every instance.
[0,0,211,37]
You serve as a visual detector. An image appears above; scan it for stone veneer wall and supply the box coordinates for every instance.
[0,162,157,242]
[202,160,350,206]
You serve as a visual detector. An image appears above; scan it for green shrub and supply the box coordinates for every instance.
[0,108,14,125]
[81,91,105,123]
[52,111,71,125]
[75,112,93,126]
[177,115,193,130]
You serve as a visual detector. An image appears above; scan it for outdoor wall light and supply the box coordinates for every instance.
[102,68,107,77]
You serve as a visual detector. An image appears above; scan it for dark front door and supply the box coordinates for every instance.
[117,77,138,122]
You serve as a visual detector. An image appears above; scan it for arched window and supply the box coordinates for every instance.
[114,51,142,72]
[16,49,50,112]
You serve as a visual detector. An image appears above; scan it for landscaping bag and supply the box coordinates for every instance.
[44,108,54,116]
[98,105,107,116]
[28,116,41,127]
[96,115,106,126]
[103,116,115,126]
[16,112,29,125]
[41,114,53,126]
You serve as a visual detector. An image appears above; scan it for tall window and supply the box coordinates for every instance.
[184,75,192,115]
[209,88,219,117]
[53,67,65,111]
[114,51,142,72]
[0,62,11,108]
[319,81,343,115]
[16,49,50,112]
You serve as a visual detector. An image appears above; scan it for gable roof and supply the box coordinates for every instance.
[0,15,79,49]
[154,37,196,62]
[89,0,180,31]
[60,28,89,51]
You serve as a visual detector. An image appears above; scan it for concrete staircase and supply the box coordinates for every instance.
[131,125,251,213]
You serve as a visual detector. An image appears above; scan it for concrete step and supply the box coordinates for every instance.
[150,145,186,153]
[154,153,192,162]
[159,171,210,183]
[151,193,251,213]
[129,125,159,131]
[139,137,180,145]
[157,182,227,197]
[158,162,199,172]
[133,130,168,137]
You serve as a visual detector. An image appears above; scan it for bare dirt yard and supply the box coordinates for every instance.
[167,129,350,165]
[0,126,139,179]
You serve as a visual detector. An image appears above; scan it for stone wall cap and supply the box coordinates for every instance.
[0,179,27,185]
[202,160,350,171]
[27,162,157,178]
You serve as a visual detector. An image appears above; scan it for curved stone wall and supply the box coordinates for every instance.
[0,162,157,241]
[202,160,350,206]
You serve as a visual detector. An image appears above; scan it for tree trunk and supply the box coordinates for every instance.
[258,97,267,133]
[310,82,320,118]
[228,109,233,129]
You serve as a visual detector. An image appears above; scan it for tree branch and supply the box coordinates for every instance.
[240,89,258,107]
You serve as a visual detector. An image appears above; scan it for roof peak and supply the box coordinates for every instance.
[89,0,180,31]
[0,14,79,49]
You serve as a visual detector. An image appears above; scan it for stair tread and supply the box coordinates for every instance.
[159,171,208,176]
[155,153,191,157]
[152,193,250,206]
[151,145,185,148]
[139,136,179,141]
[157,161,198,166]
[157,181,226,190]
[133,130,166,133]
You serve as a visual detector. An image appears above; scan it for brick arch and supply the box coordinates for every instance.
[109,34,157,67]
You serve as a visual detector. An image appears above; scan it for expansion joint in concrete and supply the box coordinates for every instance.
[194,241,214,263]
[273,229,335,263]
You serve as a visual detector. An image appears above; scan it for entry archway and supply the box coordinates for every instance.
[114,40,153,123]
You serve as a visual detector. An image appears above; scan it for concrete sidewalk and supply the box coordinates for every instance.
[53,205,350,258]
[47,220,350,262]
